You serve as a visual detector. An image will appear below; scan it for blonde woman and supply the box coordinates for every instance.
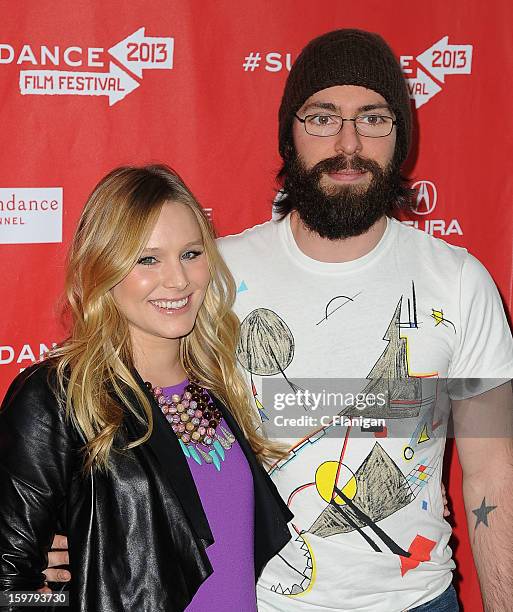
[0,165,292,611]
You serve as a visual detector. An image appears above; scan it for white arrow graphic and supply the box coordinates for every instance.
[19,62,139,106]
[417,36,473,83]
[406,68,442,109]
[108,27,174,78]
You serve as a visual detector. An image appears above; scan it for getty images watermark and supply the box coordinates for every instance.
[273,388,386,431]
[260,378,513,439]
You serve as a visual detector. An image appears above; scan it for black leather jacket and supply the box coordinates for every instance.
[0,363,292,611]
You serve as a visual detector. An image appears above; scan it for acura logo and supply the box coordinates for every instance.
[412,180,437,215]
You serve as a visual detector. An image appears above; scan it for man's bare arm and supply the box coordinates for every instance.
[453,381,513,612]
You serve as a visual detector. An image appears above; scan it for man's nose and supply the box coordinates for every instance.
[333,119,363,156]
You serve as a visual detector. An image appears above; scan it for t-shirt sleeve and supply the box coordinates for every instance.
[447,252,513,396]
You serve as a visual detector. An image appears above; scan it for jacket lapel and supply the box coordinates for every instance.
[124,373,214,547]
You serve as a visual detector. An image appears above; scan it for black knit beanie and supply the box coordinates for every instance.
[279,29,412,167]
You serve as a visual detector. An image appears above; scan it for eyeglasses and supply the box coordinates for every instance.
[294,113,396,138]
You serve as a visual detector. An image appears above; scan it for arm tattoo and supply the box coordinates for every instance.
[472,497,497,530]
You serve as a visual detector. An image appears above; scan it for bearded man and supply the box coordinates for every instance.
[219,29,513,611]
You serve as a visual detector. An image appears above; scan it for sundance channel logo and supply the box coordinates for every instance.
[0,188,63,244]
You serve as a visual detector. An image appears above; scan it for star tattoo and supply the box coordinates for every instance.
[472,497,497,530]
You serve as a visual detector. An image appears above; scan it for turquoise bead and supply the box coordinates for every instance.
[179,439,190,458]
[209,450,221,471]
[188,445,202,465]
[213,440,225,461]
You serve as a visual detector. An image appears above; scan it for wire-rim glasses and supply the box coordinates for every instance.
[295,113,396,138]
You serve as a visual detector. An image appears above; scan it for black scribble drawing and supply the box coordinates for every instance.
[399,281,420,329]
[430,308,456,333]
[316,292,361,326]
[340,298,423,420]
[237,308,301,394]
[308,443,434,541]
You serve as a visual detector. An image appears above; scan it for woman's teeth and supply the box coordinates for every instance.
[152,297,188,310]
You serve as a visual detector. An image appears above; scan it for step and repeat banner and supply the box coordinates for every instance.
[1,1,511,608]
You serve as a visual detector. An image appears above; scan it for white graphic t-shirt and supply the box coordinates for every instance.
[218,216,513,612]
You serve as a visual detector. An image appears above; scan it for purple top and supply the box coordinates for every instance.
[160,381,256,611]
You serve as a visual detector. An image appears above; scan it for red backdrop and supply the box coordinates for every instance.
[2,2,512,608]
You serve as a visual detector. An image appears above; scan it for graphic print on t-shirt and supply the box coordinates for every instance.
[237,308,301,422]
[238,291,445,597]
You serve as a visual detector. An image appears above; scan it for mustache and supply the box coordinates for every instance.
[310,154,384,178]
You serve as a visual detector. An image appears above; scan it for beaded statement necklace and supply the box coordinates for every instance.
[145,379,235,471]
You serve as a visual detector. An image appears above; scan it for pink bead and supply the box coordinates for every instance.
[165,414,174,423]
[189,400,197,409]
[198,426,206,435]
[194,409,202,418]
[171,424,178,432]
[162,406,169,415]
[181,433,191,443]
[207,427,216,437]
[158,395,166,405]
[183,391,192,400]
[181,399,190,409]
[153,387,163,396]
[200,418,209,427]
[172,414,180,424]
[168,406,177,414]
[177,423,185,433]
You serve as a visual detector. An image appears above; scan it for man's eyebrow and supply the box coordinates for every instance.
[358,103,392,113]
[301,101,340,113]
[300,101,393,114]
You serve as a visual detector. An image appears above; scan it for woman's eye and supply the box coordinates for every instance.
[137,256,158,266]
[181,250,203,261]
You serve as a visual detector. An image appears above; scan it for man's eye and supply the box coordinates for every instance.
[358,114,387,125]
[181,250,203,261]
[307,114,337,126]
[137,256,158,266]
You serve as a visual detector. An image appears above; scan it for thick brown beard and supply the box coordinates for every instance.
[280,152,403,240]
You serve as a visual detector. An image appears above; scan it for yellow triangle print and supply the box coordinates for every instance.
[418,424,430,444]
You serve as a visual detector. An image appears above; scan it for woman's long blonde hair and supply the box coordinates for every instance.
[51,164,283,470]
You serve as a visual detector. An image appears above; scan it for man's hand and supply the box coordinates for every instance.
[441,482,450,518]
[39,535,70,593]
